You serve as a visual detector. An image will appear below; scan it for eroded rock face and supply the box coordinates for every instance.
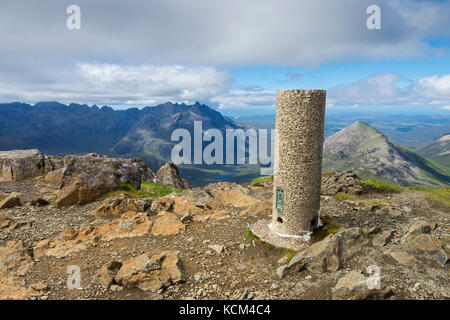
[55,154,155,207]
[288,228,363,274]
[156,162,191,189]
[0,149,63,182]
[112,251,183,292]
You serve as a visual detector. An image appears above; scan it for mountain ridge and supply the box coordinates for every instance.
[323,121,449,187]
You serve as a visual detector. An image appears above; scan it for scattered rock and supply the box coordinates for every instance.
[373,230,394,247]
[404,220,437,239]
[276,265,287,279]
[209,244,224,254]
[321,172,363,196]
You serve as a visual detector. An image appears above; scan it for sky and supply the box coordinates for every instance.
[0,0,449,117]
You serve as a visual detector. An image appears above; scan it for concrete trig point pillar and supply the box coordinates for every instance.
[250,89,326,249]
[272,89,326,236]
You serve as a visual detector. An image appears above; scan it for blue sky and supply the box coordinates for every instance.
[0,0,449,117]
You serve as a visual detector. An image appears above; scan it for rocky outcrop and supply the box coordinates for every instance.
[0,149,63,182]
[156,162,191,189]
[287,228,363,274]
[55,153,155,207]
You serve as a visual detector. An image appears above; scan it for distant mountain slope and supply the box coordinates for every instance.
[416,134,450,167]
[323,121,450,187]
[0,101,246,186]
[111,102,241,170]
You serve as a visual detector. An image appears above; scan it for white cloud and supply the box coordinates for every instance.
[328,73,450,107]
[0,63,232,106]
[77,63,231,105]
[211,90,275,109]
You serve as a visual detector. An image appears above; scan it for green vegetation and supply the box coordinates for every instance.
[251,175,274,184]
[408,186,450,207]
[283,249,297,262]
[311,215,340,242]
[362,180,402,192]
[243,229,256,241]
[96,181,183,201]
[335,192,350,200]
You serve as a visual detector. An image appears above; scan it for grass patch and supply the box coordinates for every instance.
[251,175,273,184]
[311,215,340,242]
[283,249,297,262]
[335,192,350,200]
[243,229,256,241]
[407,186,450,207]
[96,181,183,202]
[362,180,402,192]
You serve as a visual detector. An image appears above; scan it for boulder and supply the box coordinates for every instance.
[403,220,437,239]
[0,192,22,209]
[288,228,362,274]
[332,271,391,300]
[386,234,448,267]
[155,162,191,189]
[0,149,63,182]
[95,261,123,288]
[151,211,185,236]
[114,251,183,292]
[55,154,155,207]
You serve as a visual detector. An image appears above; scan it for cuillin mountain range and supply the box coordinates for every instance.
[0,101,449,187]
